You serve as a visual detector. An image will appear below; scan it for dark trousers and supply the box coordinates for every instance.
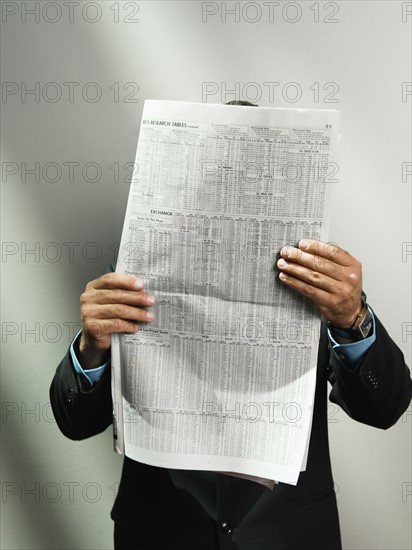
[113,507,219,550]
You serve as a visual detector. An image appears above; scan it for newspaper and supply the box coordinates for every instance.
[112,100,340,486]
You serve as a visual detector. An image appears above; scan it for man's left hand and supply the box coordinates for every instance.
[277,239,363,328]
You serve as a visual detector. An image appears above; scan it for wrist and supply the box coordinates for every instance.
[77,332,110,370]
[349,303,367,330]
[328,301,373,342]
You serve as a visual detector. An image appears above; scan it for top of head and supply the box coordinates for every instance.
[225,100,258,107]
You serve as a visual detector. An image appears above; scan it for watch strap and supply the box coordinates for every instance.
[329,303,373,341]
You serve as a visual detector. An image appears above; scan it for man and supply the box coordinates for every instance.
[50,102,412,550]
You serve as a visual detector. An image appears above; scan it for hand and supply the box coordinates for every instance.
[276,239,363,328]
[78,273,156,369]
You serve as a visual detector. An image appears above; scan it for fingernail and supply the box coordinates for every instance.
[146,294,156,305]
[279,272,288,280]
[135,278,144,289]
[146,311,155,321]
[281,246,291,258]
[277,259,287,268]
[300,240,309,249]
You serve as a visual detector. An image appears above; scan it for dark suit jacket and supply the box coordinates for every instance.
[50,313,411,550]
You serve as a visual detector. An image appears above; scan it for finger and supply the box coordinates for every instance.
[83,319,141,339]
[298,240,354,266]
[277,259,342,292]
[279,246,340,278]
[87,272,145,291]
[84,303,155,323]
[278,271,333,306]
[92,289,156,307]
[280,240,349,267]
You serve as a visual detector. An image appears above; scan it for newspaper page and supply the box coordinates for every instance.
[112,100,340,485]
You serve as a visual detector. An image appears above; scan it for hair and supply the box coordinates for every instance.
[225,100,258,107]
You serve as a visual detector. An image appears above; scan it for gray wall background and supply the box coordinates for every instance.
[1,1,411,548]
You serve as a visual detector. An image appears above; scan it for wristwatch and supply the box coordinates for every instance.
[328,297,373,341]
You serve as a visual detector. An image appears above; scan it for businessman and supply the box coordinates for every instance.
[50,103,412,550]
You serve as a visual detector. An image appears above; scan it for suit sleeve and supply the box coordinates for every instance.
[50,262,117,440]
[327,313,412,429]
[49,348,113,440]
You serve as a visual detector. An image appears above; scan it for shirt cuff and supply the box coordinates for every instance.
[327,313,376,365]
[69,329,109,386]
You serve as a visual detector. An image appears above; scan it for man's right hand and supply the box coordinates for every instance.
[78,273,156,370]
